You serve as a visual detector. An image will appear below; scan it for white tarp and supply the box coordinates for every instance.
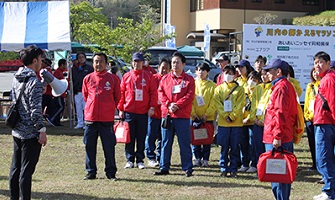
[0,1,71,51]
[243,24,335,102]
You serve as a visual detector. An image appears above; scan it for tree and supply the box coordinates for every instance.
[77,4,174,62]
[253,13,278,24]
[70,1,108,41]
[292,11,335,26]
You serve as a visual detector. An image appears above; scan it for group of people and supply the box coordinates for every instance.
[8,44,335,200]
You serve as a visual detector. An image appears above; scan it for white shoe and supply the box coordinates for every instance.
[202,160,209,167]
[74,124,84,129]
[137,162,146,169]
[246,166,257,173]
[148,160,159,167]
[313,193,331,200]
[193,159,202,167]
[124,161,134,169]
[238,166,249,172]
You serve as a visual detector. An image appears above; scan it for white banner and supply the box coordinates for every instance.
[243,24,335,102]
[204,24,210,52]
[164,23,176,48]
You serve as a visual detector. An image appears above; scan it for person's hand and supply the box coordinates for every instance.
[148,107,154,117]
[38,132,47,147]
[202,115,208,122]
[168,103,179,113]
[243,118,249,124]
[226,117,232,123]
[273,139,281,149]
[119,111,125,120]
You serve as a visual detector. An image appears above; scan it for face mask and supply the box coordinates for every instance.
[224,74,234,83]
[248,79,257,88]
[144,61,149,66]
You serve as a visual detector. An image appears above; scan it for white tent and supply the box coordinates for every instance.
[0,1,71,51]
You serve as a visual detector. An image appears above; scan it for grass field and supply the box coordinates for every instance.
[0,121,324,200]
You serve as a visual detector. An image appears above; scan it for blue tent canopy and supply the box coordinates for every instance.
[0,1,71,51]
[177,45,204,57]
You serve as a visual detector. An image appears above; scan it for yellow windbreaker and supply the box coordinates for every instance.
[191,79,216,121]
[304,81,320,122]
[214,81,245,127]
[249,82,272,123]
[289,77,303,97]
[236,76,253,126]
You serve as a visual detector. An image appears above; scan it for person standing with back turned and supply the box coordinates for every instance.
[262,58,298,200]
[9,45,47,200]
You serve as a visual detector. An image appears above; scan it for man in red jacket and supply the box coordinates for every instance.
[154,52,195,177]
[118,52,158,170]
[263,58,298,200]
[82,52,121,181]
[215,55,230,86]
[313,52,335,200]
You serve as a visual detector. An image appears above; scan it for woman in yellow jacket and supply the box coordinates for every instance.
[249,69,272,172]
[191,63,216,167]
[304,67,320,171]
[235,60,256,173]
[214,64,245,178]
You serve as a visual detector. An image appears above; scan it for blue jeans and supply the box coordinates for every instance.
[217,126,242,172]
[9,137,42,200]
[124,113,148,163]
[84,122,117,177]
[315,124,335,199]
[265,142,293,200]
[145,117,162,161]
[240,125,256,167]
[253,124,265,165]
[192,144,211,161]
[306,121,316,168]
[160,118,193,172]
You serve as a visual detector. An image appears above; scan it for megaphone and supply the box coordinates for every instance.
[40,69,68,97]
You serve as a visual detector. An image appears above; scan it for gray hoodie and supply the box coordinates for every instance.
[11,67,45,139]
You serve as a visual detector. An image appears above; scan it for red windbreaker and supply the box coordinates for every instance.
[263,77,298,144]
[314,70,335,125]
[82,70,121,122]
[158,71,195,119]
[216,73,224,86]
[151,73,164,119]
[117,69,158,114]
[143,65,157,74]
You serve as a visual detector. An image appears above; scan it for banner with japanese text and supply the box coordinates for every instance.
[243,24,335,102]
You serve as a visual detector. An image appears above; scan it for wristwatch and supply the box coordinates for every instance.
[38,127,46,132]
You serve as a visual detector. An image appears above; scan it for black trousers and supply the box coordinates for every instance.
[9,136,42,200]
[46,96,65,126]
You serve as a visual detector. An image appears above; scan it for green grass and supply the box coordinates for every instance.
[0,121,324,199]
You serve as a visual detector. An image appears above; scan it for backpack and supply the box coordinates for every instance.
[293,102,305,144]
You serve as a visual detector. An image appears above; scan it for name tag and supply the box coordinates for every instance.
[256,103,265,116]
[196,95,205,106]
[135,89,143,101]
[224,100,232,112]
[172,85,181,94]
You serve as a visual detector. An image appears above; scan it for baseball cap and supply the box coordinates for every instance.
[330,60,335,68]
[236,59,251,68]
[132,52,144,61]
[215,55,229,62]
[263,58,289,71]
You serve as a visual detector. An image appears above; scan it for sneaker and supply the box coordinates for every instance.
[148,160,159,167]
[220,171,228,177]
[124,161,134,169]
[313,192,331,200]
[185,171,193,177]
[74,124,84,129]
[231,172,238,178]
[137,162,146,169]
[106,174,118,181]
[154,170,169,175]
[238,166,249,172]
[316,179,325,184]
[84,173,96,180]
[193,159,202,167]
[246,166,257,173]
[202,160,209,167]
